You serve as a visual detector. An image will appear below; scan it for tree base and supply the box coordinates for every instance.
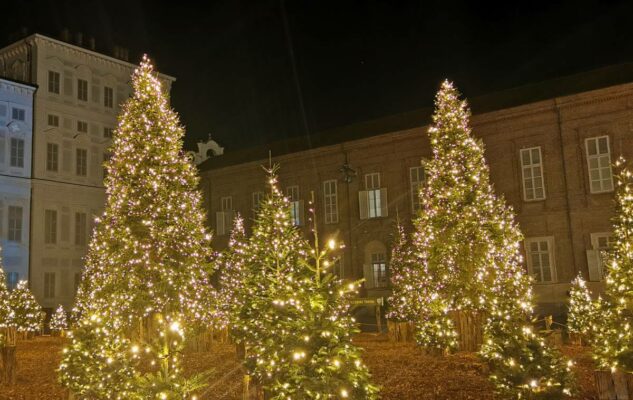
[387,321,414,342]
[448,310,485,352]
[1,345,17,385]
[594,370,633,399]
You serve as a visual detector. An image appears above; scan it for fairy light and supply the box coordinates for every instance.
[9,280,43,333]
[50,305,68,333]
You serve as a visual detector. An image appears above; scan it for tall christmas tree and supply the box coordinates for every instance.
[9,281,42,334]
[0,250,14,348]
[60,56,214,399]
[414,81,574,397]
[237,168,378,399]
[594,158,633,371]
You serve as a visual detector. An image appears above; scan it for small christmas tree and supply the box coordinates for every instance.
[9,281,42,334]
[594,158,633,372]
[218,214,249,335]
[61,56,214,398]
[415,81,574,397]
[386,219,417,322]
[0,252,14,348]
[238,168,379,399]
[50,305,68,333]
[568,275,595,338]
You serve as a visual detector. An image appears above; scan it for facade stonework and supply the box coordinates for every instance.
[200,81,633,316]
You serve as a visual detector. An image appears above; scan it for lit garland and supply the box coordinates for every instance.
[60,56,214,399]
[50,305,68,333]
[234,167,379,399]
[593,157,633,372]
[412,81,575,397]
[0,251,14,347]
[9,280,43,333]
[567,275,595,338]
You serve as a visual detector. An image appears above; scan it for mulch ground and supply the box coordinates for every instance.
[0,334,599,400]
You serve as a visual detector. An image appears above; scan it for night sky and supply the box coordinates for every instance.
[2,0,633,151]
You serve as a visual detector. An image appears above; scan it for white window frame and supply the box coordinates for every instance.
[323,180,339,224]
[585,136,614,194]
[48,70,60,94]
[103,127,114,139]
[363,173,385,219]
[7,205,23,243]
[6,272,19,291]
[45,209,58,245]
[286,186,303,226]
[77,79,88,101]
[221,196,233,211]
[9,138,24,168]
[76,148,88,176]
[47,114,60,127]
[520,146,546,201]
[525,236,556,283]
[409,165,426,212]
[11,107,25,121]
[46,143,59,172]
[104,86,114,108]
[44,272,56,299]
[77,120,88,133]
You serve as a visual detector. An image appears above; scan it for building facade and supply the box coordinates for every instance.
[199,72,633,316]
[0,34,175,313]
[0,77,36,290]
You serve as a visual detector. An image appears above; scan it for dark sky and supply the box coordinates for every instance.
[2,0,633,151]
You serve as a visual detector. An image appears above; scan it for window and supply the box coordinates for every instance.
[76,148,87,176]
[286,186,303,226]
[45,209,58,244]
[323,180,338,224]
[47,114,59,127]
[520,147,546,201]
[46,143,59,172]
[10,138,24,167]
[410,165,426,212]
[6,272,19,291]
[77,79,88,101]
[359,173,387,219]
[371,253,388,288]
[77,120,88,134]
[44,272,56,299]
[103,127,114,139]
[585,136,613,193]
[8,206,22,242]
[252,191,264,211]
[48,71,60,94]
[525,237,556,283]
[216,196,234,236]
[104,86,114,108]
[11,107,25,121]
[75,212,87,246]
[103,153,110,179]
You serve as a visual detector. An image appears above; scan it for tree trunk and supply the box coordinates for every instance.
[448,310,484,352]
[1,345,17,385]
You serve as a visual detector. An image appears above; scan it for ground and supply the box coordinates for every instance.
[0,334,598,400]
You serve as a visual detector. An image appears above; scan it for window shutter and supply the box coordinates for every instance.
[60,207,70,243]
[359,190,369,220]
[62,141,72,172]
[586,250,602,281]
[216,211,226,236]
[296,200,304,226]
[363,264,375,289]
[380,188,388,217]
[63,71,73,96]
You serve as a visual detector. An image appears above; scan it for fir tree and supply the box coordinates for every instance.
[238,168,378,399]
[0,251,14,347]
[9,281,42,333]
[567,275,595,338]
[386,219,418,322]
[50,305,68,333]
[594,158,633,371]
[415,81,574,397]
[61,56,214,399]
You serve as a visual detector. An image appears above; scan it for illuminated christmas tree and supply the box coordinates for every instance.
[0,256,12,329]
[9,281,42,333]
[50,305,68,333]
[60,56,214,399]
[415,81,574,397]
[238,168,379,399]
[594,158,633,372]
[386,219,418,322]
[567,275,595,338]
[218,214,249,334]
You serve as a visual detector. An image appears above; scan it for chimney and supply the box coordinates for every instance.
[60,28,70,42]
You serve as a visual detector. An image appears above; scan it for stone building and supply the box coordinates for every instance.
[0,77,36,290]
[0,33,175,313]
[199,64,633,316]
